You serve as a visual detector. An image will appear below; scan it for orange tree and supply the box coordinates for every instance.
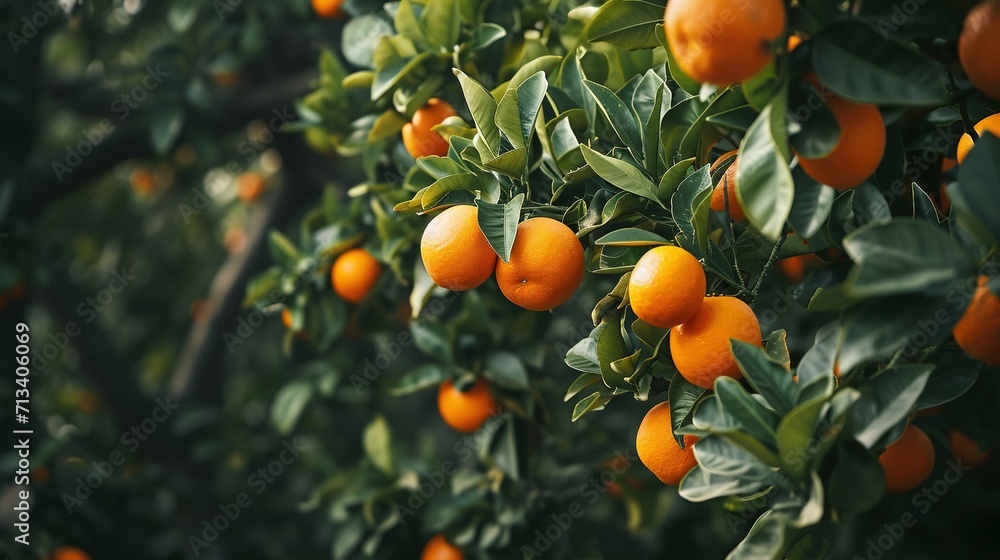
[247,0,1000,558]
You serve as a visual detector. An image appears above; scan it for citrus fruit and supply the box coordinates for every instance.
[959,0,1000,101]
[421,533,463,560]
[777,254,810,284]
[495,217,585,311]
[794,95,886,189]
[129,167,156,196]
[420,205,498,291]
[635,402,698,486]
[628,245,706,329]
[879,424,935,494]
[330,248,382,304]
[952,275,1000,366]
[312,0,345,19]
[956,113,1000,164]
[402,98,457,159]
[664,0,786,85]
[45,547,92,560]
[669,296,762,389]
[437,378,499,433]
[281,308,309,340]
[947,429,992,468]
[236,172,267,203]
[710,154,745,222]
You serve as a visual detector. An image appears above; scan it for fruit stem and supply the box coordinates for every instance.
[947,71,980,142]
[751,234,788,297]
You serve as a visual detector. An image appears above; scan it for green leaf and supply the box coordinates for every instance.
[150,106,185,156]
[597,321,633,390]
[580,145,661,204]
[565,372,602,401]
[572,391,614,421]
[914,349,980,410]
[776,397,828,479]
[954,134,1000,245]
[565,337,601,374]
[737,101,794,241]
[725,511,786,560]
[842,220,977,299]
[391,364,452,396]
[811,20,949,105]
[588,0,664,50]
[495,72,547,150]
[476,194,524,262]
[679,465,772,502]
[454,69,501,155]
[732,341,796,415]
[271,380,313,434]
[595,228,670,246]
[468,23,507,50]
[849,365,932,449]
[482,351,530,390]
[268,231,301,266]
[410,319,453,363]
[585,80,643,156]
[788,166,835,239]
[422,0,461,49]
[670,375,708,438]
[656,157,695,201]
[670,164,713,255]
[715,377,780,446]
[693,435,775,480]
[796,321,839,390]
[827,440,885,515]
[342,15,395,69]
[363,416,394,476]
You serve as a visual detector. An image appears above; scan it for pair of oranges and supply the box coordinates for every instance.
[420,205,585,312]
[629,245,762,390]
[879,422,992,494]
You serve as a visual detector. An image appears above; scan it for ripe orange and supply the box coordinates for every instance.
[495,218,585,311]
[402,99,457,159]
[437,378,499,433]
[795,95,886,189]
[628,245,706,329]
[786,34,803,52]
[952,275,1000,366]
[669,296,762,389]
[421,533,463,560]
[45,547,92,560]
[635,402,698,486]
[330,248,382,304]
[959,0,1000,101]
[879,424,935,494]
[777,254,810,283]
[947,429,992,468]
[420,205,498,291]
[664,0,786,85]
[709,151,745,222]
[956,113,1000,164]
[236,172,267,203]
[311,0,345,19]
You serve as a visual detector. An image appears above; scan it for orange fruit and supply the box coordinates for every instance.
[495,218,585,311]
[952,275,1000,366]
[129,167,156,196]
[330,248,382,304]
[710,156,745,222]
[420,205,498,291]
[941,157,958,173]
[421,533,463,560]
[664,0,786,85]
[635,402,698,486]
[786,34,803,52]
[879,424,935,494]
[948,429,992,468]
[311,0,345,19]
[45,547,92,560]
[669,296,762,389]
[437,378,499,433]
[777,254,809,284]
[402,99,457,159]
[959,0,1000,101]
[794,95,886,189]
[956,113,1000,164]
[235,172,267,203]
[628,245,706,329]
